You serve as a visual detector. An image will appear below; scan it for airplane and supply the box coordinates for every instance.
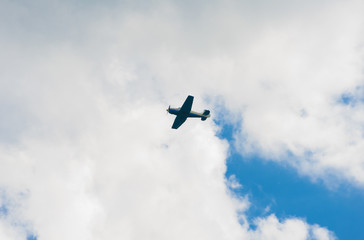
[166,95,211,129]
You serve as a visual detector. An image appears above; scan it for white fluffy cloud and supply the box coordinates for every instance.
[114,0,364,186]
[0,218,26,240]
[250,215,336,240]
[1,0,361,239]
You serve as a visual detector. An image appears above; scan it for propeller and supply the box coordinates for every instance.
[166,105,170,114]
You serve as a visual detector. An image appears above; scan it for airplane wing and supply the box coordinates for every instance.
[172,115,187,129]
[179,95,194,113]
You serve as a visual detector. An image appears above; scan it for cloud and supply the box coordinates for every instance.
[88,0,364,186]
[0,218,26,240]
[227,175,243,190]
[0,0,357,239]
[249,215,336,240]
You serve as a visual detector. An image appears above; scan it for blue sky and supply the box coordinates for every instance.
[217,120,364,240]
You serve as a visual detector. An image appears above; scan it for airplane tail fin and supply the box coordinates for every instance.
[201,110,210,121]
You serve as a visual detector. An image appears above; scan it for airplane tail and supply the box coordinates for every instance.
[201,110,210,121]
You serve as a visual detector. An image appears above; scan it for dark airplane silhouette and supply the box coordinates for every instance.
[167,95,211,129]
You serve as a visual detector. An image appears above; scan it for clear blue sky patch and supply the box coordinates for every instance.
[215,118,364,240]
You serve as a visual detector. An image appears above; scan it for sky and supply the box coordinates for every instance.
[0,0,364,239]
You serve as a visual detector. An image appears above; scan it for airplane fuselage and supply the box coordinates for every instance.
[167,107,210,119]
